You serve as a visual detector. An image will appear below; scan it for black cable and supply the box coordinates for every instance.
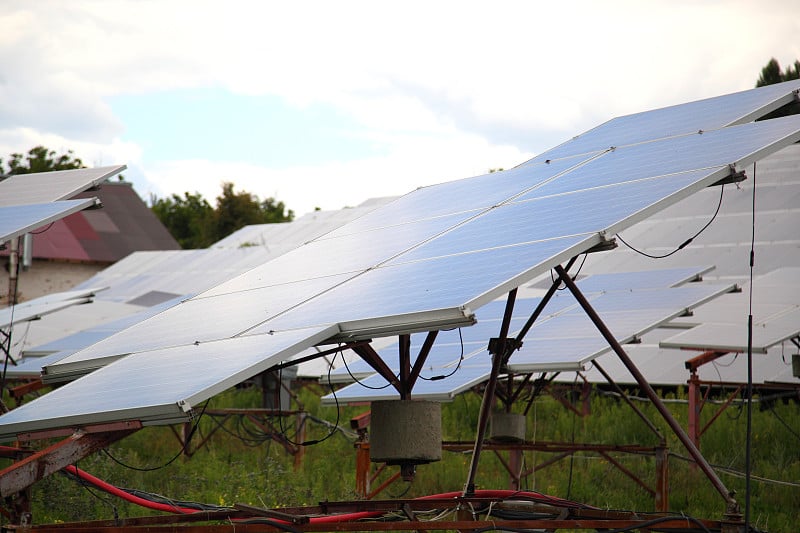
[102,402,208,471]
[565,374,577,499]
[745,162,756,530]
[342,351,391,390]
[277,351,341,447]
[765,403,800,441]
[590,514,713,533]
[120,487,230,512]
[0,241,22,397]
[235,518,300,533]
[29,222,55,234]
[65,462,119,520]
[550,253,587,289]
[616,183,725,259]
[419,328,465,381]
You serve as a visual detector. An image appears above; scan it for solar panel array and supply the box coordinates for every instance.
[1,165,126,256]
[1,81,800,440]
[322,268,734,404]
[0,199,101,243]
[660,267,800,353]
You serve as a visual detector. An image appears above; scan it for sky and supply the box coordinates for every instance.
[1,1,798,218]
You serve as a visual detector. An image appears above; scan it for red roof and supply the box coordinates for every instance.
[10,182,180,263]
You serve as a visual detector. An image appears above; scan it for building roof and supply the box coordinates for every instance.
[19,181,180,262]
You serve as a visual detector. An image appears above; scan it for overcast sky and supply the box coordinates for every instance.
[1,1,798,217]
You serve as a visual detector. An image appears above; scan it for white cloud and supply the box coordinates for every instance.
[1,0,798,214]
[141,131,531,217]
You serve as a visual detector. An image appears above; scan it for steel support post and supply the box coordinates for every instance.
[508,449,523,491]
[462,257,578,496]
[655,445,669,512]
[554,265,741,518]
[688,370,700,449]
[463,288,517,496]
[354,441,371,498]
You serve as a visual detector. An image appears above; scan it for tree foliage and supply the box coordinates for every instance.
[0,146,84,179]
[151,182,294,249]
[756,57,800,87]
[755,57,800,120]
[150,192,216,249]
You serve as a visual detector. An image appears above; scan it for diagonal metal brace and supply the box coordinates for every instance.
[0,422,141,498]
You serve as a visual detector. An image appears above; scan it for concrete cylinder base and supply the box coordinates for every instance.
[490,411,526,442]
[370,400,442,464]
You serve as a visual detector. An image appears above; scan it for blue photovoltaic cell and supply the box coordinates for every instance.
[521,117,800,200]
[0,199,97,243]
[44,115,800,372]
[320,155,595,236]
[256,234,594,334]
[3,351,79,380]
[0,166,125,206]
[327,282,734,401]
[525,79,800,164]
[0,299,92,329]
[201,212,473,296]
[27,296,186,357]
[325,362,492,404]
[44,274,355,379]
[574,266,712,293]
[0,326,337,440]
[2,85,800,439]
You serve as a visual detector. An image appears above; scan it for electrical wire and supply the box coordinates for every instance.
[0,244,22,398]
[616,183,725,259]
[28,222,55,234]
[101,402,208,471]
[277,351,341,447]
[745,162,756,530]
[764,403,800,441]
[419,328,465,381]
[550,253,587,289]
[342,351,392,390]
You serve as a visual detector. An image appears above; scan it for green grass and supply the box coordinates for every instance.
[11,385,800,531]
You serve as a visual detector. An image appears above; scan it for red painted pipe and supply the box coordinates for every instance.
[65,465,588,523]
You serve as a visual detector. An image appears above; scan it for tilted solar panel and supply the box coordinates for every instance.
[0,326,337,439]
[2,83,800,440]
[0,166,126,206]
[0,199,100,243]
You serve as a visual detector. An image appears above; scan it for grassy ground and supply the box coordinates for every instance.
[18,384,800,532]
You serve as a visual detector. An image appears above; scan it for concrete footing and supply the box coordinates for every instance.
[370,400,442,464]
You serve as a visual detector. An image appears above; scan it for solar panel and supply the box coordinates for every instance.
[0,299,93,330]
[525,79,800,164]
[2,351,79,380]
[53,116,800,371]
[573,266,713,293]
[660,307,800,354]
[321,283,734,404]
[26,296,186,359]
[0,325,337,440]
[43,274,357,380]
[2,85,800,439]
[0,165,126,206]
[0,199,100,243]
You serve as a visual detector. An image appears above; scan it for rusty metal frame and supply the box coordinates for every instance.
[7,496,731,533]
[169,408,307,460]
[553,264,741,520]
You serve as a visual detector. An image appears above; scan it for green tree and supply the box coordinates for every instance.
[0,146,84,179]
[151,182,294,249]
[756,57,800,87]
[213,182,293,239]
[150,192,216,249]
[755,57,800,120]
